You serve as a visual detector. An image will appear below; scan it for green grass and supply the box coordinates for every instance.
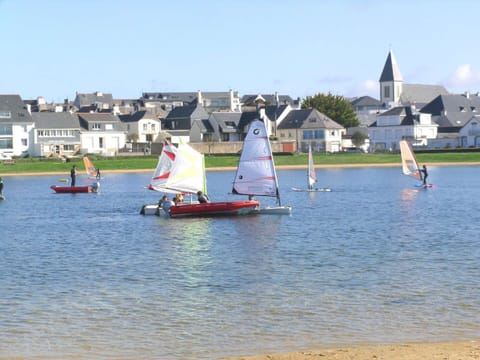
[2,151,480,174]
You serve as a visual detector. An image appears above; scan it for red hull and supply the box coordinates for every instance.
[50,185,92,193]
[169,200,259,218]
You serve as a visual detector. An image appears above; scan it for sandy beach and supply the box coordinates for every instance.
[222,341,480,360]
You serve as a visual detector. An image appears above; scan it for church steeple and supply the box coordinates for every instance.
[379,50,403,106]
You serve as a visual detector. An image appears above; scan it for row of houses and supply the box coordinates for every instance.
[0,93,345,159]
[2,50,480,159]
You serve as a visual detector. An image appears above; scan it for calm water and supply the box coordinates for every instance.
[0,165,479,359]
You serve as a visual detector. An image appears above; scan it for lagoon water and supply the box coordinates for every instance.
[0,165,479,359]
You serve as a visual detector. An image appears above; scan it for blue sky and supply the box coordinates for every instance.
[1,0,480,103]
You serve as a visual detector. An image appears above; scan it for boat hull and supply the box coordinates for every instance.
[169,200,259,218]
[140,204,163,216]
[252,205,292,215]
[51,185,94,193]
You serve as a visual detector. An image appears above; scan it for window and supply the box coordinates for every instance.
[0,138,13,149]
[225,121,236,128]
[383,85,390,98]
[308,117,316,123]
[63,144,74,151]
[143,124,148,131]
[105,124,113,130]
[21,138,27,146]
[92,123,101,130]
[0,124,12,135]
[0,111,11,119]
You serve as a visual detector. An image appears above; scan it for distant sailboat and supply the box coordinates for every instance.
[292,144,331,192]
[399,140,432,187]
[232,119,292,215]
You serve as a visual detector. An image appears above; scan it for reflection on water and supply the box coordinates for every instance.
[0,167,479,359]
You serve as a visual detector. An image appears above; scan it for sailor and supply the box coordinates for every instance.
[197,190,209,203]
[0,176,3,196]
[420,165,428,185]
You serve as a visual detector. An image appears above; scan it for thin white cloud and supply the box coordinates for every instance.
[446,64,480,91]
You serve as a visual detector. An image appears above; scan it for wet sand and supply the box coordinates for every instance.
[221,341,480,360]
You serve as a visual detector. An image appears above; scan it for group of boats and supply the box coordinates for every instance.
[44,120,430,214]
[140,119,293,218]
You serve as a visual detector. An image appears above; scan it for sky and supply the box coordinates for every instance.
[1,0,480,103]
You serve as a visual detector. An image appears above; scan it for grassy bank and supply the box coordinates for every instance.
[1,152,480,174]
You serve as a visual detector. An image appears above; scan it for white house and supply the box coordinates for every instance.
[368,106,438,151]
[0,94,34,157]
[77,113,127,155]
[459,115,480,147]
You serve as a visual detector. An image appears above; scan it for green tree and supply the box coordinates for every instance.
[351,131,367,148]
[302,92,359,128]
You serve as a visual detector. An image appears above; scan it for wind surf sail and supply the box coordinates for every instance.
[232,119,282,204]
[83,156,99,179]
[399,140,422,181]
[307,144,317,190]
[148,140,178,193]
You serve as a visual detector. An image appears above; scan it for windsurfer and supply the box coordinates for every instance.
[420,165,428,185]
[0,176,3,195]
[96,168,101,180]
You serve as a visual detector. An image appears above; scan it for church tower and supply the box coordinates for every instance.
[379,50,403,106]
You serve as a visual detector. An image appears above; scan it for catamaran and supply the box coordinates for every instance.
[399,140,431,187]
[292,144,331,192]
[232,119,292,215]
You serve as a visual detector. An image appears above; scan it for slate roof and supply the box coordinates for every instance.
[277,109,343,130]
[369,106,419,127]
[77,113,119,123]
[194,119,215,133]
[241,94,295,106]
[379,50,403,82]
[400,84,449,106]
[118,110,158,123]
[211,112,242,133]
[32,112,80,128]
[166,105,198,118]
[420,93,480,128]
[350,95,382,107]
[75,92,113,108]
[0,95,33,123]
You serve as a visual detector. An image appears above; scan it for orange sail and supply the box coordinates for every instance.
[83,156,98,178]
[399,140,422,181]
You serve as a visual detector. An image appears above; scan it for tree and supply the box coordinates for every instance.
[351,131,367,148]
[302,92,359,128]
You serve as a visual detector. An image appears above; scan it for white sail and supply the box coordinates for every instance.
[307,144,317,189]
[164,141,206,195]
[148,140,178,193]
[399,140,422,181]
[232,119,281,200]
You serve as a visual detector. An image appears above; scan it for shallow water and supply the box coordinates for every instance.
[0,166,479,359]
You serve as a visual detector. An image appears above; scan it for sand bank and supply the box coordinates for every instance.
[221,341,480,360]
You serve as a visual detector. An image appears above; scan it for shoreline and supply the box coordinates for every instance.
[1,161,480,177]
[221,340,480,360]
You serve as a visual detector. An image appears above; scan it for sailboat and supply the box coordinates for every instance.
[160,141,259,218]
[232,119,292,215]
[140,140,179,215]
[292,144,331,192]
[399,140,432,188]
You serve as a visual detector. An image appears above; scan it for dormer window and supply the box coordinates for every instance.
[459,106,465,112]
[471,107,476,112]
[92,123,101,130]
[309,117,316,123]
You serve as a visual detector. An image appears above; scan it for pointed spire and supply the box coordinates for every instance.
[379,50,403,82]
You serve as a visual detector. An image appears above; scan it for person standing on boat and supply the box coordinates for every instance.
[420,165,428,185]
[197,190,209,203]
[0,176,4,196]
[95,168,101,180]
[70,165,77,186]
